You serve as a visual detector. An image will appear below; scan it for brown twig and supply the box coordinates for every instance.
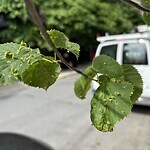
[23,0,97,81]
[121,0,150,13]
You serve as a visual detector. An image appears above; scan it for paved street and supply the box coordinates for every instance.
[0,71,150,150]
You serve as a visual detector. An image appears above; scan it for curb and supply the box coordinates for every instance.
[58,63,90,80]
[58,71,77,79]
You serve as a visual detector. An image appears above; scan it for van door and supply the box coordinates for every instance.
[122,40,150,100]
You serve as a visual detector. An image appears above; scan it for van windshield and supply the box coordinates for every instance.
[100,44,117,60]
[123,43,148,65]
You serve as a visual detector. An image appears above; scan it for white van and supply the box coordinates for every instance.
[92,32,150,106]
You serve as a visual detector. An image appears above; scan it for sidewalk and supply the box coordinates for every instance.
[58,62,90,79]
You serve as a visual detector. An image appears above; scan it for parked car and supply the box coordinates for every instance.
[92,32,150,106]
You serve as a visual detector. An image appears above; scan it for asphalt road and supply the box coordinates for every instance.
[0,71,150,150]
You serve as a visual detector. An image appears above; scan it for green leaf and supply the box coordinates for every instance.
[91,79,133,132]
[141,0,150,25]
[0,58,20,85]
[74,66,97,99]
[22,58,61,90]
[122,65,143,103]
[92,55,124,78]
[48,29,80,59]
[143,13,150,26]
[0,42,41,85]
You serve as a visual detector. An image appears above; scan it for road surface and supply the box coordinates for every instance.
[0,72,150,150]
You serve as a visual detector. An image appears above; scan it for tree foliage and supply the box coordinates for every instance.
[0,0,143,49]
[0,0,47,48]
[141,0,150,25]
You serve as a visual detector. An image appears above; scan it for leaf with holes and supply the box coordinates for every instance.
[22,58,61,90]
[0,42,41,85]
[91,76,133,132]
[74,66,97,99]
[48,29,80,59]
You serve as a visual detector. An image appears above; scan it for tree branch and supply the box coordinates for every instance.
[23,0,97,81]
[121,0,150,13]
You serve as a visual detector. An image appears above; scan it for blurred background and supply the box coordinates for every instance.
[0,0,144,64]
[0,0,150,150]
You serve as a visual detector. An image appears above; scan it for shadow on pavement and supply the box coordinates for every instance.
[0,132,55,150]
[132,105,150,115]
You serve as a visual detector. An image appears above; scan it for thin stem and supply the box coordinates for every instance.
[54,53,57,61]
[23,0,95,81]
[121,0,150,13]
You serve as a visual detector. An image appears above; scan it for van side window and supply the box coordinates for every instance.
[100,45,117,60]
[123,43,148,65]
